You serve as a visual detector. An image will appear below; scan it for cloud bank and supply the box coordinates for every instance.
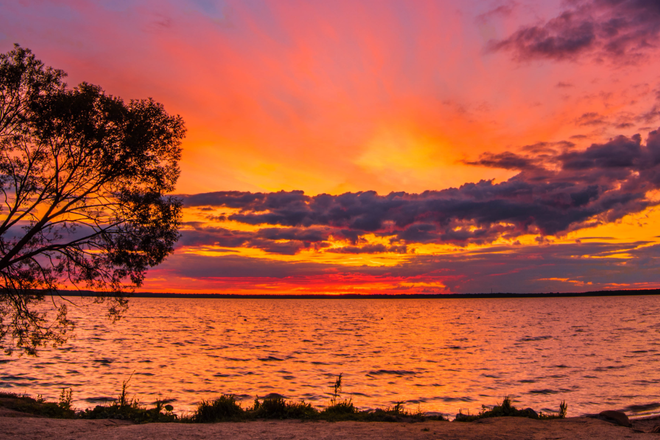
[489,0,660,63]
[180,129,660,254]
[150,239,660,293]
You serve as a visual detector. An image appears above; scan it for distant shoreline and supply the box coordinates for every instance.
[58,289,660,299]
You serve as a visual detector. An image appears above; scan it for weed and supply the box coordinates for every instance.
[538,400,569,420]
[118,372,134,408]
[362,403,415,422]
[0,389,75,418]
[193,394,244,422]
[322,373,357,419]
[559,400,568,418]
[331,373,343,406]
[322,399,357,417]
[80,373,177,423]
[80,398,178,423]
[253,396,317,419]
[58,388,73,411]
[391,401,405,415]
[0,374,500,424]
[455,396,567,422]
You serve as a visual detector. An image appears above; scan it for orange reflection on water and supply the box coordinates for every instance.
[4,296,660,419]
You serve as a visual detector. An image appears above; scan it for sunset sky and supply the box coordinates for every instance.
[4,0,660,294]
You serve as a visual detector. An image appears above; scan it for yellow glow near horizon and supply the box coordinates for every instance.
[176,204,660,272]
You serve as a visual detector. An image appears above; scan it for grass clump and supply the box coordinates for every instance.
[359,401,443,422]
[322,399,357,418]
[190,373,449,423]
[191,394,317,422]
[7,373,568,424]
[364,403,404,422]
[558,400,568,418]
[193,394,244,422]
[79,374,177,423]
[0,380,177,423]
[189,374,444,423]
[538,400,568,420]
[253,396,317,419]
[80,398,177,423]
[320,374,444,422]
[455,396,567,422]
[321,373,358,419]
[0,389,76,418]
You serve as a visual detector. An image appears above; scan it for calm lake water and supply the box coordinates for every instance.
[2,296,660,418]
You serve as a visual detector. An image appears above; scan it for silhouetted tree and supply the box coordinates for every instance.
[0,45,185,355]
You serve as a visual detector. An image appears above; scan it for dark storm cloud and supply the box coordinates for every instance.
[178,225,331,255]
[558,133,643,169]
[488,0,660,62]
[462,151,540,170]
[255,227,328,242]
[183,191,268,208]
[179,129,660,252]
[325,244,408,254]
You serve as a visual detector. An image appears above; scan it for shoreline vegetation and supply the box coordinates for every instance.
[57,288,660,299]
[0,374,569,424]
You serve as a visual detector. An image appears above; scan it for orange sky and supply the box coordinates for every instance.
[4,0,660,293]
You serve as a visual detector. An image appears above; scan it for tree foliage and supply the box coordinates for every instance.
[0,45,185,355]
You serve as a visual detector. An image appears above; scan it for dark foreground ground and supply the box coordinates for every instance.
[2,407,660,440]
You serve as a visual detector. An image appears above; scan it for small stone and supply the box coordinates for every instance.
[522,407,539,419]
[598,410,631,427]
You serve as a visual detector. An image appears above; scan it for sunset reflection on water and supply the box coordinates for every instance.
[3,296,660,418]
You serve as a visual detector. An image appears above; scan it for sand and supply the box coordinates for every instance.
[2,408,660,440]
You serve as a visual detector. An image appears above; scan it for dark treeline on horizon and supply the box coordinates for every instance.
[58,289,660,299]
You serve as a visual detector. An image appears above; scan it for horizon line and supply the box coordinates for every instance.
[55,289,660,299]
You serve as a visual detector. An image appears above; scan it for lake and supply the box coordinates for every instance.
[2,296,660,418]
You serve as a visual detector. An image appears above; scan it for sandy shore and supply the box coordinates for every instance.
[2,409,660,440]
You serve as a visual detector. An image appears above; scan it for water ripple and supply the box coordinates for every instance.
[3,295,660,418]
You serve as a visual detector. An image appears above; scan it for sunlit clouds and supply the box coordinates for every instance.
[4,0,660,293]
